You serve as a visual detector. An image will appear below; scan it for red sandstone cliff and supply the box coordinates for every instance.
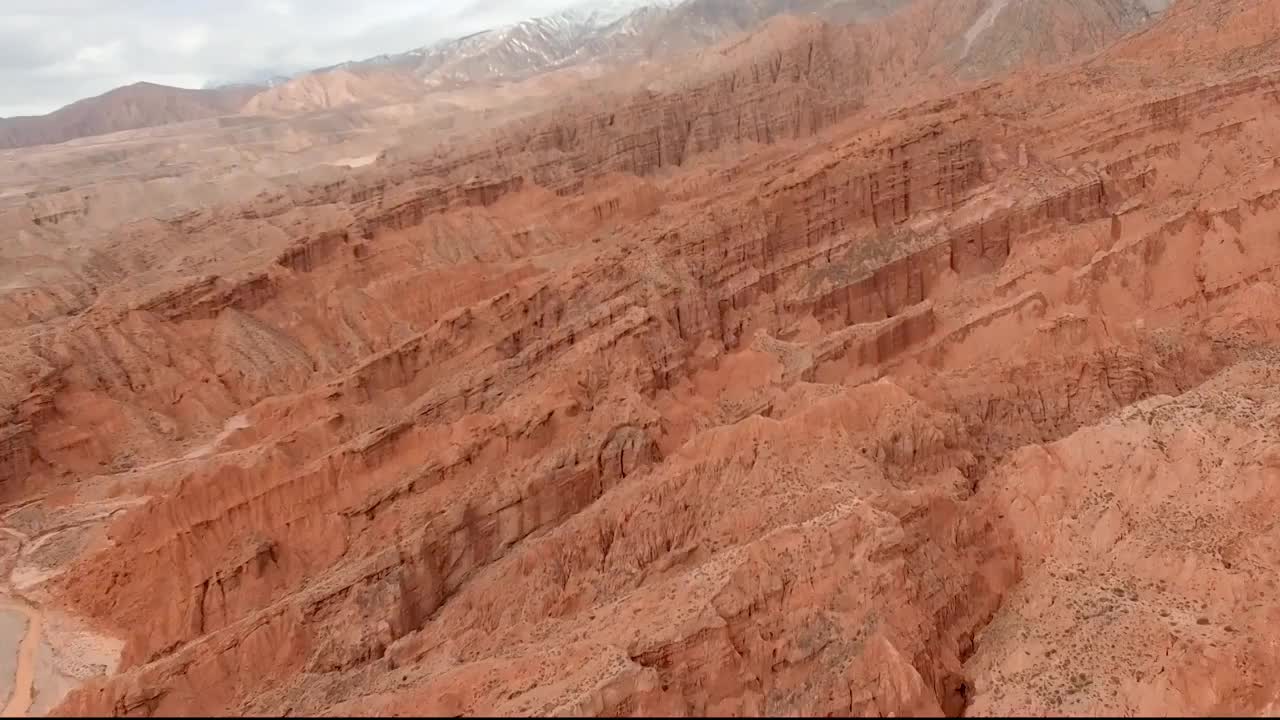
[0,0,1278,716]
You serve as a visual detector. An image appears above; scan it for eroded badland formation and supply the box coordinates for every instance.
[2,0,1280,715]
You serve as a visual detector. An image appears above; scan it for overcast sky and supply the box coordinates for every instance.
[0,0,583,117]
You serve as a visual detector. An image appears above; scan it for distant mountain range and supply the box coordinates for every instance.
[246,0,911,114]
[205,0,672,91]
[0,82,260,150]
[202,73,294,91]
[333,0,909,86]
[0,0,1168,149]
[313,0,681,84]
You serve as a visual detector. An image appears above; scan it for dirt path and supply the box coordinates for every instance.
[328,154,379,169]
[0,597,41,718]
[183,413,250,460]
[106,412,251,478]
[0,510,125,716]
[962,0,1012,57]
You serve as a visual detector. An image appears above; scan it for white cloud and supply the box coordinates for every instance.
[169,25,211,56]
[0,0,590,117]
[264,0,293,16]
[72,41,124,66]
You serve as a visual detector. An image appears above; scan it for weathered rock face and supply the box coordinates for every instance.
[389,0,1169,193]
[1,0,1279,717]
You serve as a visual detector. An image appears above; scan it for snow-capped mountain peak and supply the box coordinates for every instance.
[557,0,677,27]
[396,1,679,85]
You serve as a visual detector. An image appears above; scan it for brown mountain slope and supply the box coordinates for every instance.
[0,82,258,150]
[384,0,1164,185]
[289,0,1164,116]
[241,69,428,117]
[237,1,920,116]
[0,0,1166,140]
[955,0,1170,76]
[1,0,1280,716]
